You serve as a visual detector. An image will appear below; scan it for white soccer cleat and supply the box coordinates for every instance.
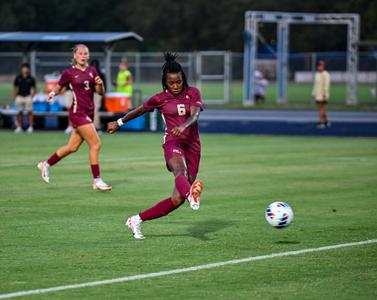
[37,161,50,183]
[26,127,34,134]
[14,127,23,134]
[92,178,112,192]
[127,216,145,239]
[187,179,203,210]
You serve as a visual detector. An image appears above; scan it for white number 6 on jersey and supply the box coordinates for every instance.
[177,104,186,116]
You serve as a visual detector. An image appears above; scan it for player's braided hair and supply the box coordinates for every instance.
[161,52,188,90]
[71,44,89,66]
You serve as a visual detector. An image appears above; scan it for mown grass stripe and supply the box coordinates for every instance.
[0,238,376,299]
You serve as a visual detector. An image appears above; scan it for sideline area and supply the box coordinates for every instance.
[1,108,377,136]
[199,109,377,136]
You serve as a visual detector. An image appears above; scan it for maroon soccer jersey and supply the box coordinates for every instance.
[143,87,204,144]
[59,66,98,115]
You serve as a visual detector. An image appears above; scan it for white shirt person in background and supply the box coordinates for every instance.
[312,60,331,128]
[254,70,269,104]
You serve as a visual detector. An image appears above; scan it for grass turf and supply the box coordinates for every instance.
[0,131,376,299]
[1,81,376,110]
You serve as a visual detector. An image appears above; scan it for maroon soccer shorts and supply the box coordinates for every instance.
[69,112,94,128]
[163,140,201,179]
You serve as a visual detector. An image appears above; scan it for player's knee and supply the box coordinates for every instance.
[91,141,101,151]
[68,145,80,153]
[67,142,81,153]
[171,195,185,207]
[172,166,187,177]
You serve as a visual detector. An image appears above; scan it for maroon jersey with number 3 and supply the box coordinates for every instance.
[143,87,204,144]
[59,66,98,115]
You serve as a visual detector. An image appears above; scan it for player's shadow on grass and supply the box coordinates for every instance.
[148,219,233,241]
[186,219,234,241]
[149,219,233,241]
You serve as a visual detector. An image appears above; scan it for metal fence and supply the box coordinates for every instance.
[0,51,376,104]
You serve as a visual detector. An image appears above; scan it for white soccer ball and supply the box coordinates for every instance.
[265,201,294,228]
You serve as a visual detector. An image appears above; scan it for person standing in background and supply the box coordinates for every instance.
[115,59,133,106]
[254,70,268,104]
[13,63,36,133]
[90,59,106,133]
[312,60,331,128]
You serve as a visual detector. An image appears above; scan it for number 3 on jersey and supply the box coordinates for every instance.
[177,104,186,116]
[84,80,90,90]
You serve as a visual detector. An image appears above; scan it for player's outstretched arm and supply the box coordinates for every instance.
[107,105,146,134]
[47,84,64,103]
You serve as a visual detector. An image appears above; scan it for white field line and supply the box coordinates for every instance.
[0,238,376,299]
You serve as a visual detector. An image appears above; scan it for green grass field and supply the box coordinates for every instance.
[139,81,377,108]
[0,131,377,299]
[1,81,376,110]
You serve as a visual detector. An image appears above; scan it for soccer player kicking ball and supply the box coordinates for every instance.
[107,52,203,239]
[38,44,111,191]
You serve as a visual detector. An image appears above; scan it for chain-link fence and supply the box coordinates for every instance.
[0,51,376,105]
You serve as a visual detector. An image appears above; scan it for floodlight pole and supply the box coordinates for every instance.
[29,50,37,78]
[346,15,360,105]
[195,52,202,93]
[134,52,141,90]
[104,43,115,92]
[243,12,257,106]
[224,51,232,103]
[277,21,289,104]
[24,42,37,77]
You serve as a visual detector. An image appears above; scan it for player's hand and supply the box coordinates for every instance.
[107,121,120,134]
[95,76,103,86]
[47,91,55,103]
[171,125,185,137]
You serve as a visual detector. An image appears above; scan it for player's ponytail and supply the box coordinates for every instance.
[161,52,188,90]
[164,52,178,63]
